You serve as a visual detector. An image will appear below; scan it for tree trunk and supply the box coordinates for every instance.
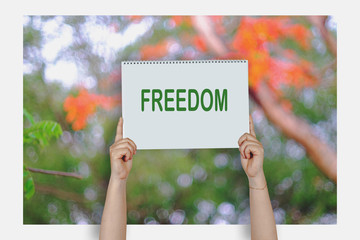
[253,83,337,182]
[192,16,337,183]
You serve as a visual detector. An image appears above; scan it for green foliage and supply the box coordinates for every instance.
[23,108,35,125]
[23,24,42,48]
[24,119,63,147]
[23,109,63,200]
[23,166,35,200]
[23,16,337,224]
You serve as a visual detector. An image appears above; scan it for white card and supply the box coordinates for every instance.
[121,60,249,149]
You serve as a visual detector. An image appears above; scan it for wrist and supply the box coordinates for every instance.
[110,174,127,186]
[248,170,266,189]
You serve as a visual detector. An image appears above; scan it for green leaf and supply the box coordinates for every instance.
[23,108,35,125]
[23,168,35,200]
[24,120,63,146]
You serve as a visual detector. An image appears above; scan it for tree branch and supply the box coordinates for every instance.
[35,183,85,203]
[26,167,83,179]
[193,16,337,182]
[253,83,337,182]
[307,16,337,57]
[191,16,228,56]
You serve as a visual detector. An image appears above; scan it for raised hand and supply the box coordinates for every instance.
[109,117,137,180]
[238,115,264,181]
[238,116,277,239]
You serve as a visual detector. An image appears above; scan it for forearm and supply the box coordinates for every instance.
[100,176,127,240]
[249,171,277,240]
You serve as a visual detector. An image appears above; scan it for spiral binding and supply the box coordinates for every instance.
[122,60,247,65]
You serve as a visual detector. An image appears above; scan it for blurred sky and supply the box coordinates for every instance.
[23,16,154,88]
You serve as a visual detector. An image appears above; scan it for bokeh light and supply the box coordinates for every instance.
[23,15,337,224]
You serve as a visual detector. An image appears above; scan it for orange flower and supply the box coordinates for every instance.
[140,40,170,60]
[268,58,315,91]
[63,89,119,131]
[231,16,315,93]
[193,35,207,52]
[171,16,192,27]
[248,49,271,88]
[287,24,311,49]
[126,16,143,23]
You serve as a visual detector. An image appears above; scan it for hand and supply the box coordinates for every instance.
[109,117,137,181]
[238,115,265,187]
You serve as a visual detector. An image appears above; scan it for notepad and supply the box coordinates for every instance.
[121,60,249,149]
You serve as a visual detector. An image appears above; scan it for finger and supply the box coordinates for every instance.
[115,117,124,142]
[240,140,251,159]
[238,133,258,147]
[240,140,261,159]
[111,148,132,162]
[244,144,263,159]
[123,138,136,155]
[120,148,132,161]
[111,142,135,155]
[125,138,137,154]
[239,147,245,159]
[240,141,249,159]
[249,115,256,137]
[241,156,248,170]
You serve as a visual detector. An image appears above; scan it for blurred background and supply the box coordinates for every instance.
[23,16,337,224]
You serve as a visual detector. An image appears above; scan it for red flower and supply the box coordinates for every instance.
[64,89,118,131]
